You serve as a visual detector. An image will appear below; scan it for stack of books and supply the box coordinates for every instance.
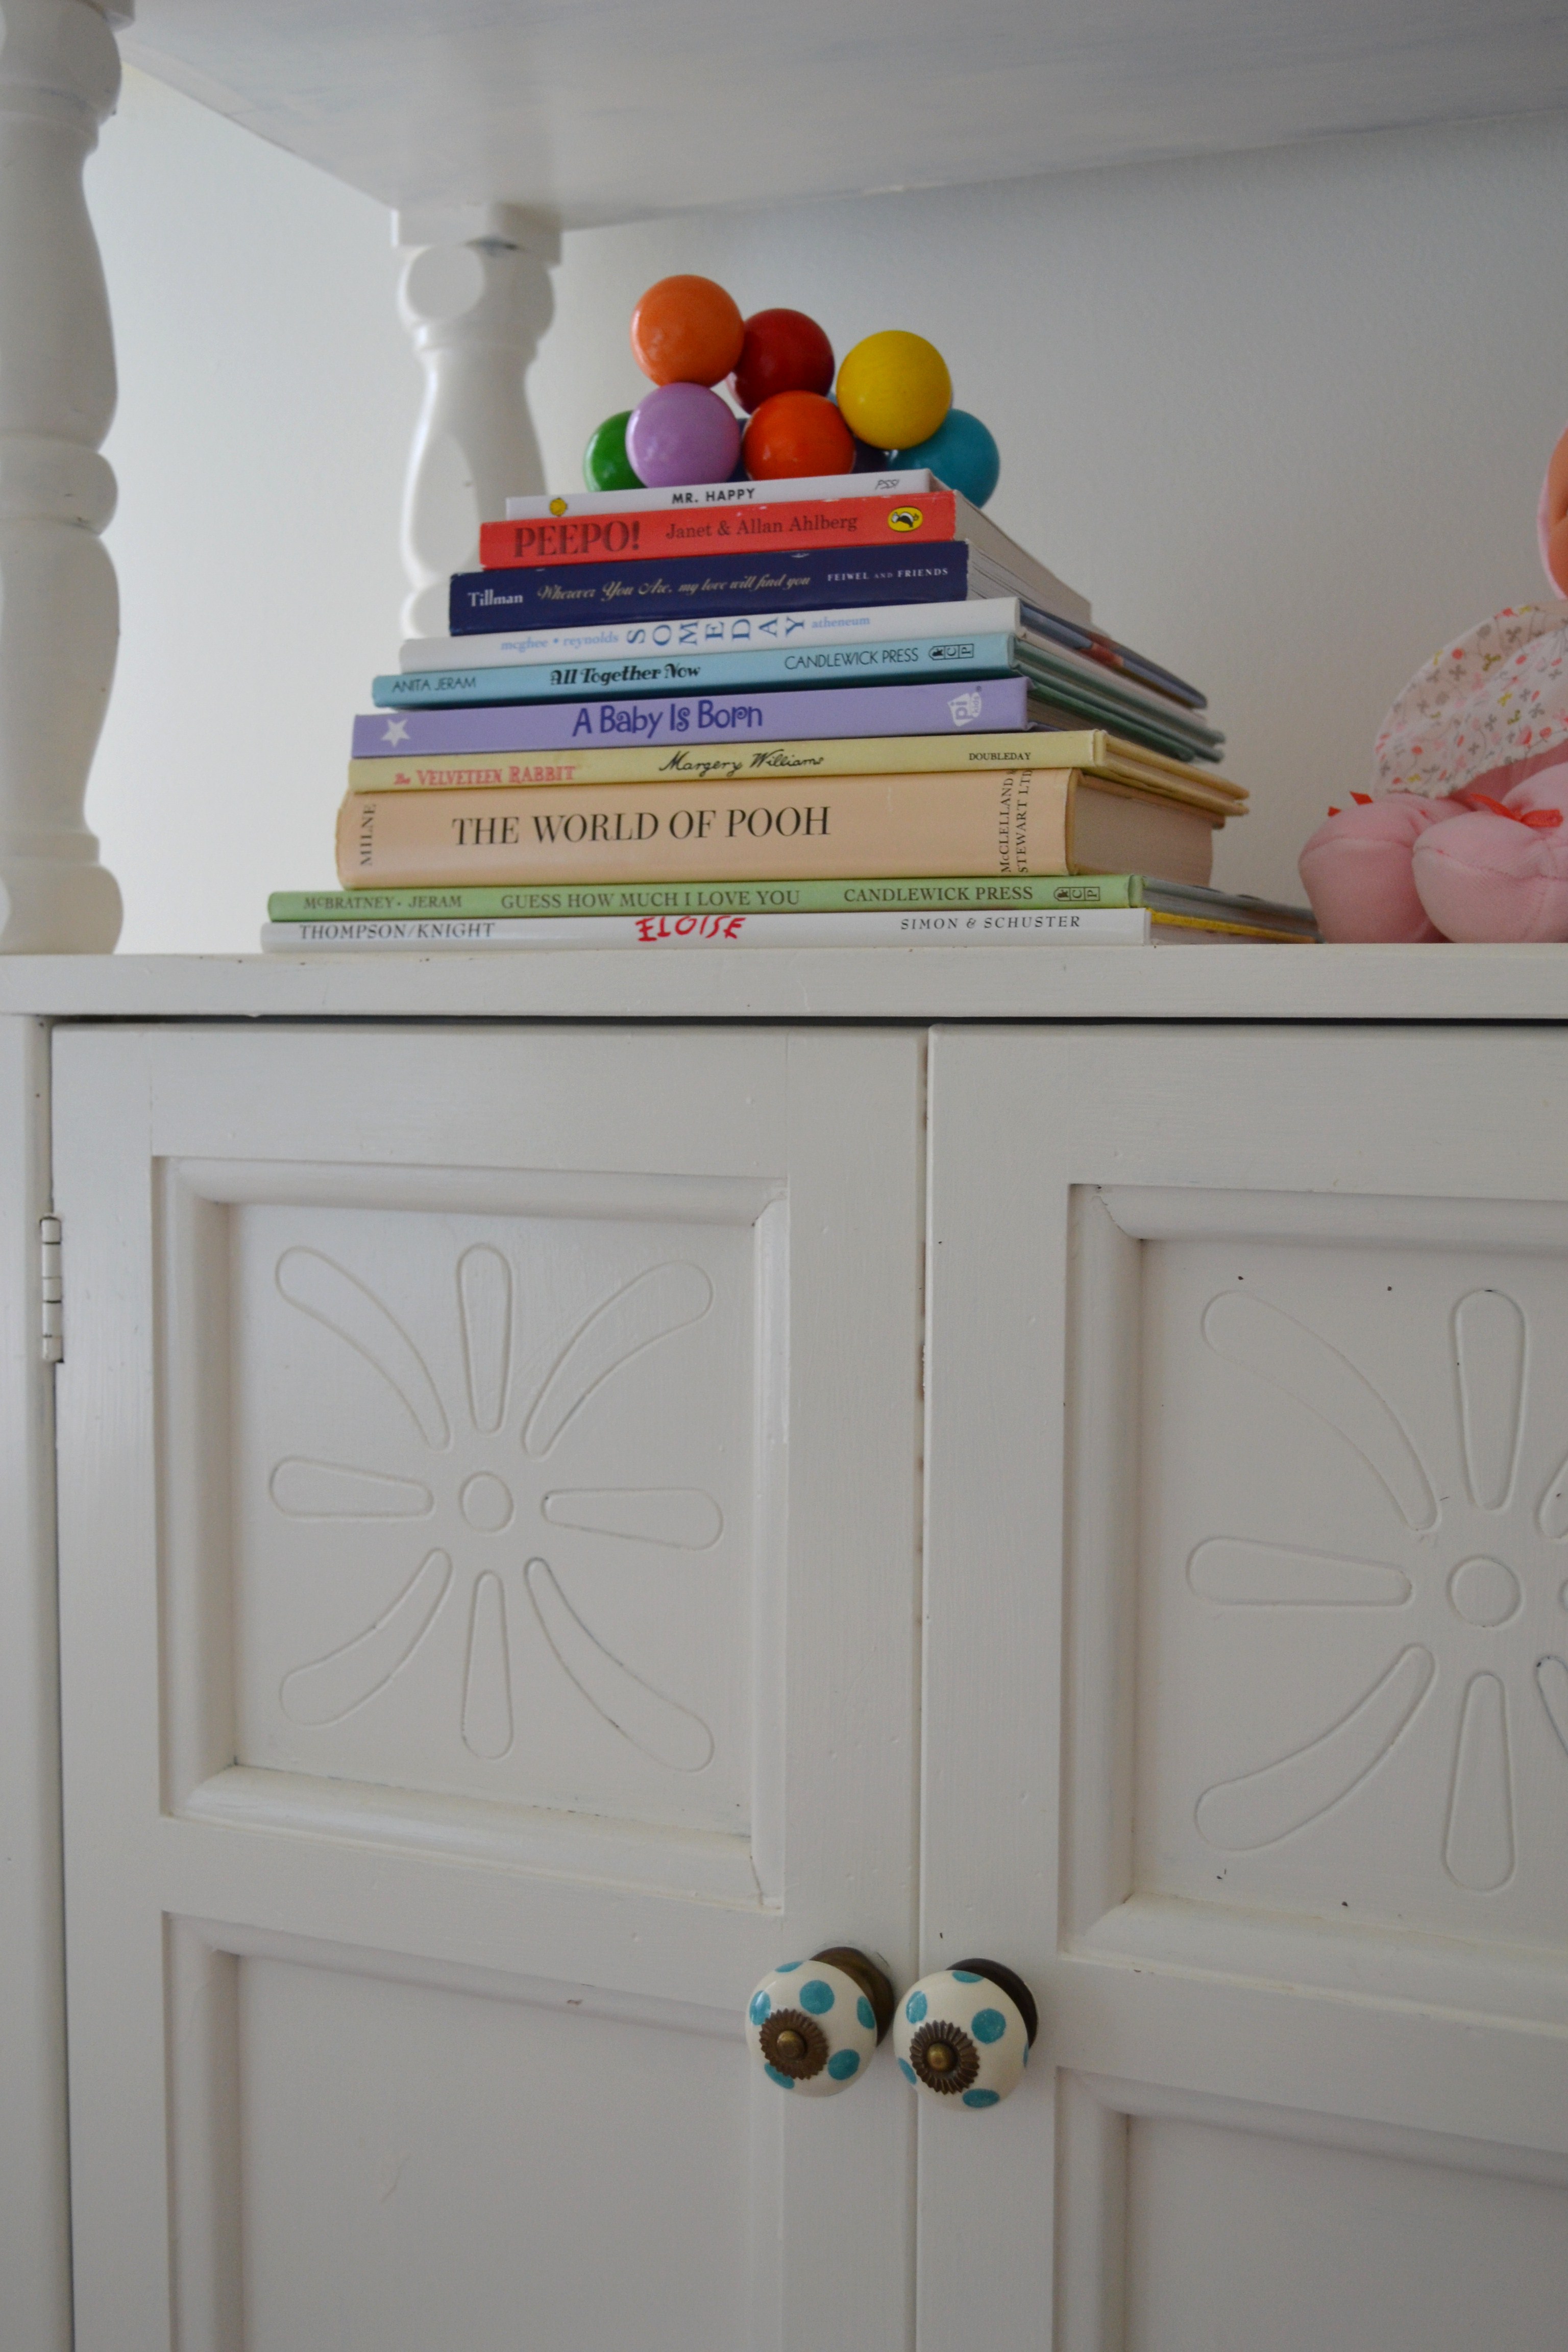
[264,468,1318,952]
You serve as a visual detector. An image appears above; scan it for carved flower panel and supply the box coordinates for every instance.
[1136,1236,1568,1948]
[231,1202,761,1837]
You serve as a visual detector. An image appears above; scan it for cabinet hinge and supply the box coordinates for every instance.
[40,1215,62,1364]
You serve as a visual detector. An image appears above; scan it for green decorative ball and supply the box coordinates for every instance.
[583,410,643,492]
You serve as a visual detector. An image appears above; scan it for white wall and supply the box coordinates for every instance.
[87,76,1568,946]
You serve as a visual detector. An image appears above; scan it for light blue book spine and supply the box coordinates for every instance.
[373,633,1019,709]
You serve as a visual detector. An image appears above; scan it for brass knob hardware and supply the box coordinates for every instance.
[892,1958,1038,2110]
[746,1946,896,2096]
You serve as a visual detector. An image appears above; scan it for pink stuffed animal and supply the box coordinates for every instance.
[1300,427,1568,942]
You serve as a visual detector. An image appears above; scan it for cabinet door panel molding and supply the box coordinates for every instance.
[53,1020,923,2352]
[924,1021,1568,2349]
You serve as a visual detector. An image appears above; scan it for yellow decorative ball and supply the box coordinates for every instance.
[835,331,952,453]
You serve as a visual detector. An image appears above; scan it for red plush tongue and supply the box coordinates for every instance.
[1455,791,1564,829]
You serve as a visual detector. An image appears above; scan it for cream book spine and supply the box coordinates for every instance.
[337,770,1086,889]
[347,732,1244,815]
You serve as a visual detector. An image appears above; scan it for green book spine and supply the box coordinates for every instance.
[268,875,1143,922]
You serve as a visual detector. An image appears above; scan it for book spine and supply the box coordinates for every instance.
[503,469,934,521]
[449,544,971,633]
[354,675,1028,755]
[347,736,1243,817]
[265,905,1149,951]
[401,597,1020,669]
[348,729,1073,792]
[270,874,1143,921]
[336,770,1075,889]
[478,493,958,570]
[377,635,1019,708]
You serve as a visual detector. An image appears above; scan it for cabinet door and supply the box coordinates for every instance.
[54,1022,923,2352]
[926,1023,1568,2352]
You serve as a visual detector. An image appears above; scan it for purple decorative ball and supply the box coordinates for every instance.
[626,382,742,488]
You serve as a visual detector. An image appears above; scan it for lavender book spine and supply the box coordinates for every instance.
[351,675,1028,758]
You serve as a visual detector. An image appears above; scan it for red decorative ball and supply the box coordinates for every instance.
[730,308,835,413]
[742,391,855,480]
[630,275,745,387]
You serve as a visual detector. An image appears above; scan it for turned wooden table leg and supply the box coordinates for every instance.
[0,0,128,954]
[395,203,558,642]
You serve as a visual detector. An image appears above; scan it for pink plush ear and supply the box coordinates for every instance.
[1538,424,1568,597]
[1298,796,1450,941]
[1412,789,1568,943]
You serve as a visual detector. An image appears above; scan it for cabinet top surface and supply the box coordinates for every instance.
[6,943,1568,1022]
[123,2,1568,229]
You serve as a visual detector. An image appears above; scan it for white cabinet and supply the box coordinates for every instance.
[925,1022,1568,2350]
[17,981,1568,2348]
[51,1022,923,2352]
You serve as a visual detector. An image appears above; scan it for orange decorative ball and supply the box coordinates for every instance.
[1543,423,1568,597]
[630,276,746,387]
[742,390,855,480]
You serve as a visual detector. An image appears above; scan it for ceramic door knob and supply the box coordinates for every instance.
[892,1959,1038,2109]
[746,1946,896,2094]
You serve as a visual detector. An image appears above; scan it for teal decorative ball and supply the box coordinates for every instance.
[892,409,1000,507]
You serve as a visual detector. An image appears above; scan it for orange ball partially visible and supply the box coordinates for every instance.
[1543,423,1568,597]
[742,390,855,480]
[631,275,746,387]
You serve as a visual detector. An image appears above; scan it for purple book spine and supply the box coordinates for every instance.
[353,674,1028,758]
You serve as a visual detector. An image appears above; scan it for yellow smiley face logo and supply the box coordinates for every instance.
[549,497,568,516]
[888,507,924,531]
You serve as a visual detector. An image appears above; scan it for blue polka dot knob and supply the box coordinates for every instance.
[892,1959,1038,2109]
[746,1946,896,2095]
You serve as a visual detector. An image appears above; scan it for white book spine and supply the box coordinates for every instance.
[264,908,1152,952]
[399,597,1023,672]
[502,470,935,521]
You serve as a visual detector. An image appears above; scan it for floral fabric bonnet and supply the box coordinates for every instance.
[1370,439,1568,803]
[1370,602,1568,802]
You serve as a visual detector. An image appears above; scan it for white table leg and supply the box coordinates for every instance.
[395,202,558,641]
[0,0,129,955]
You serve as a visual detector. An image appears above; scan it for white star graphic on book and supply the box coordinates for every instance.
[381,716,410,745]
